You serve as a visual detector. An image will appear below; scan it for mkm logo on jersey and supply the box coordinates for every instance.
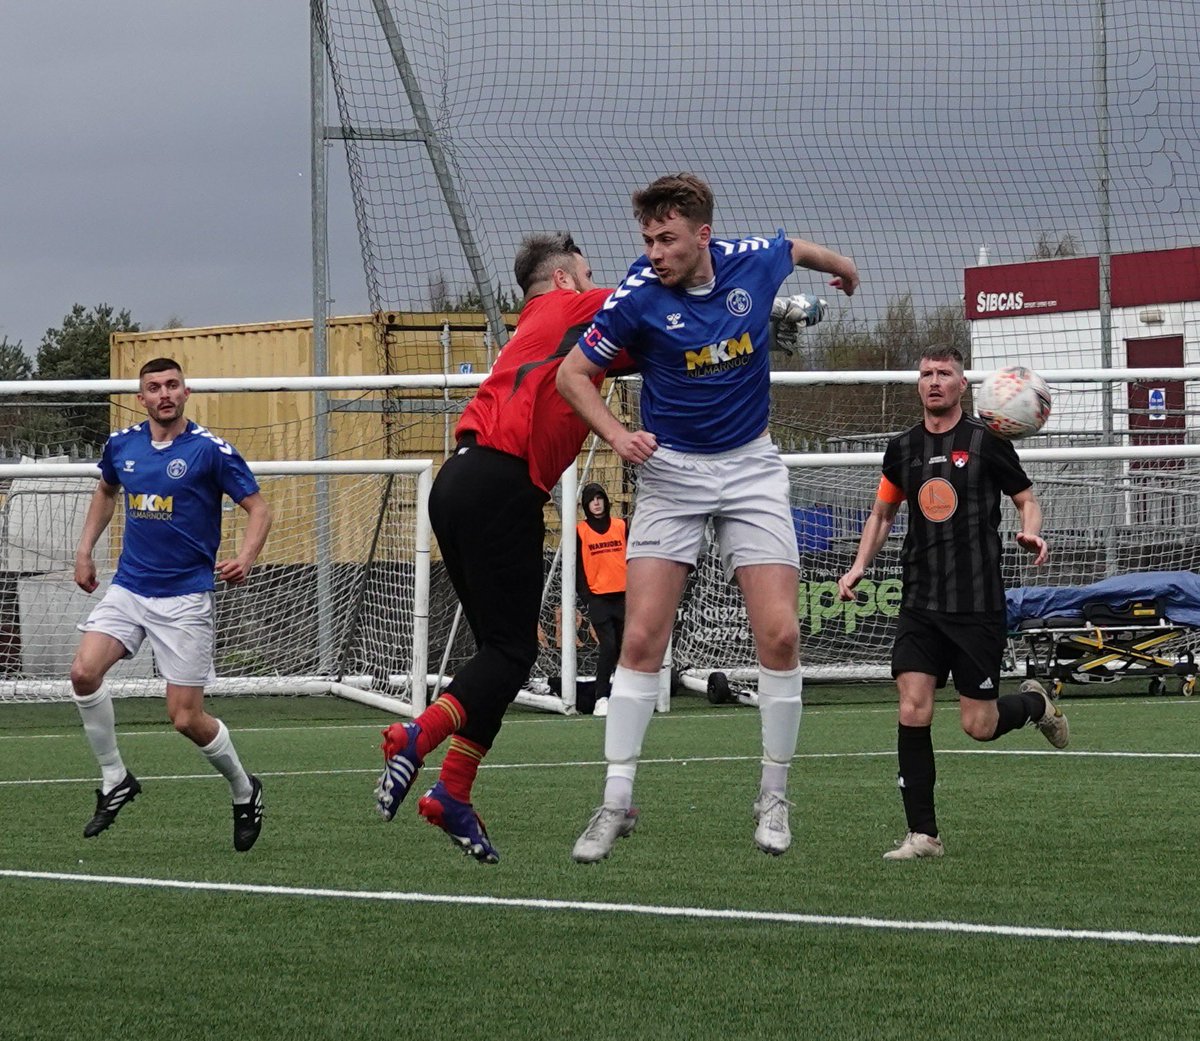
[127,492,173,517]
[685,331,754,375]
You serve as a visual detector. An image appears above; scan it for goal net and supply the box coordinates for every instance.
[0,459,432,706]
[666,446,1200,690]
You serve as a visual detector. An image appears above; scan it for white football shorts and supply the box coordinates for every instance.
[627,433,800,578]
[79,584,217,687]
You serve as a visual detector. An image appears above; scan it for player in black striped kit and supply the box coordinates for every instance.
[837,346,1068,860]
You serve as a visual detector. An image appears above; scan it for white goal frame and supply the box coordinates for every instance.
[0,459,433,711]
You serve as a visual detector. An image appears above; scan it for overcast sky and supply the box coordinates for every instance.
[1,2,365,357]
[6,2,1197,361]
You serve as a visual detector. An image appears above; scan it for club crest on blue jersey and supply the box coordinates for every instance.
[726,288,752,316]
[167,458,188,479]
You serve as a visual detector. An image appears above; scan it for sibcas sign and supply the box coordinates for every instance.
[964,256,1099,319]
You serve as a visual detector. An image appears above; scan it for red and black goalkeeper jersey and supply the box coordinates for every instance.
[457,286,618,494]
[879,414,1031,613]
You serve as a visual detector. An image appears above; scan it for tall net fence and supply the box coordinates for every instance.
[317,0,1200,376]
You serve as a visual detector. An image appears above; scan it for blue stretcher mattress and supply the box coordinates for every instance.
[1006,571,1200,630]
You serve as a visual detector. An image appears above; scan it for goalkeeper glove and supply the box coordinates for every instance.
[770,293,827,327]
[769,317,801,355]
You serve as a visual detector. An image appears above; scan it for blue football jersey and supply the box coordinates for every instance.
[579,231,794,453]
[98,421,260,596]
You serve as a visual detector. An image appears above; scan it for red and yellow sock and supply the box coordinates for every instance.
[414,694,465,758]
[439,735,487,803]
[380,694,465,760]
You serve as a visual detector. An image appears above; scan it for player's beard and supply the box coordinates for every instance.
[923,394,961,418]
[152,400,184,424]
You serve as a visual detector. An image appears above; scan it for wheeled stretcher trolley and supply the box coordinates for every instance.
[1006,571,1200,697]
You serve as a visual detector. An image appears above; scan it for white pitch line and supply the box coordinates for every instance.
[5,746,1200,788]
[0,868,1195,947]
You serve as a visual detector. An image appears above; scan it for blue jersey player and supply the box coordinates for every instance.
[71,357,272,851]
[558,173,858,862]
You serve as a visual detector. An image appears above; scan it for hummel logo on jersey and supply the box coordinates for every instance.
[666,313,684,330]
[123,460,135,472]
[977,677,994,690]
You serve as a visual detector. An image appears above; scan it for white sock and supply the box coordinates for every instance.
[199,719,253,802]
[601,665,659,810]
[74,688,127,792]
[757,664,803,796]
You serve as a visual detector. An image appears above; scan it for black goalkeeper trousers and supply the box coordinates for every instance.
[427,441,548,750]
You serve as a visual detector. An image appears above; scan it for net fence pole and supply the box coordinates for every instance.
[311,0,336,669]
[1095,0,1118,576]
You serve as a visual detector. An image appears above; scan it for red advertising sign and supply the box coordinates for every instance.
[965,257,1098,320]
[966,246,1200,320]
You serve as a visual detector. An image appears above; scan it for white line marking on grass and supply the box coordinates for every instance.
[940,749,1200,759]
[7,746,1200,789]
[1,868,1195,947]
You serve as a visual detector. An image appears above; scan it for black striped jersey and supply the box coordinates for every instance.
[879,414,1031,613]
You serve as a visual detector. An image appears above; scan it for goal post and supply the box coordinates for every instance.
[0,459,433,711]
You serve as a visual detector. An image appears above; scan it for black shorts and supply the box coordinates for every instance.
[890,606,1007,700]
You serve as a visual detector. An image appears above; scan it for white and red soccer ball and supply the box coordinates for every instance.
[975,365,1052,439]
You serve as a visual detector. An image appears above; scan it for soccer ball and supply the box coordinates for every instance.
[974,366,1052,439]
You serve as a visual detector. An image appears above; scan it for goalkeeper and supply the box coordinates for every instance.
[557,172,858,863]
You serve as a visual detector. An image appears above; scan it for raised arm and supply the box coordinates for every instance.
[789,237,860,297]
[217,492,272,585]
[557,346,658,464]
[74,480,120,593]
